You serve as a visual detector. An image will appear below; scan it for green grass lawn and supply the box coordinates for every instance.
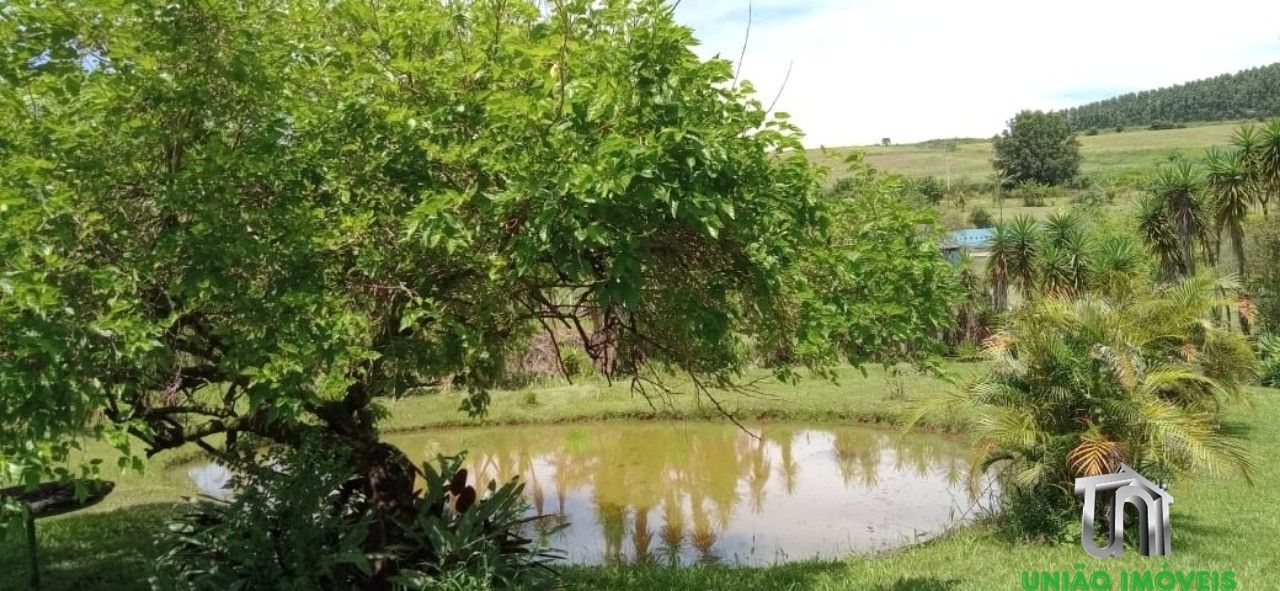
[811,121,1244,186]
[2,362,1275,591]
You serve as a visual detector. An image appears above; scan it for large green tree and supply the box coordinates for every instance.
[0,0,956,578]
[991,110,1082,187]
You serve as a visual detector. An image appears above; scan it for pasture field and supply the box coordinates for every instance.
[809,121,1245,185]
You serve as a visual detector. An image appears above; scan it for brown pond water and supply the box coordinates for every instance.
[383,421,993,566]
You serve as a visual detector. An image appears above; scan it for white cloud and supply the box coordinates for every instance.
[673,0,1280,147]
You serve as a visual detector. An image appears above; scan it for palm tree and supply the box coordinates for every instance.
[1007,215,1040,303]
[1152,162,1204,278]
[1042,210,1081,249]
[987,222,1011,313]
[952,251,989,344]
[1136,193,1182,279]
[1204,147,1255,279]
[1061,230,1093,296]
[908,275,1257,520]
[1230,122,1262,174]
[1092,234,1142,276]
[1254,118,1280,217]
[1037,242,1072,297]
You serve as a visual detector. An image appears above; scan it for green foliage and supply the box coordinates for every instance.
[1143,162,1205,278]
[1069,188,1106,208]
[968,208,993,229]
[910,275,1258,538]
[996,482,1076,542]
[800,162,961,368]
[1258,334,1280,388]
[951,340,982,362]
[0,0,958,513]
[1255,119,1280,216]
[1246,214,1280,332]
[151,440,374,590]
[559,347,592,379]
[152,444,559,591]
[906,175,947,205]
[1011,182,1060,207]
[521,391,539,407]
[1062,63,1280,129]
[992,111,1082,187]
[393,453,564,591]
[1204,146,1256,277]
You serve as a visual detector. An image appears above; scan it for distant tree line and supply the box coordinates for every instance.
[1060,62,1280,130]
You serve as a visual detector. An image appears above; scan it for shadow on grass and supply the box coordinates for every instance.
[1215,419,1255,440]
[0,503,174,591]
[1172,512,1234,559]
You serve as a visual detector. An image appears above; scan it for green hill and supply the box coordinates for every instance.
[1060,62,1280,130]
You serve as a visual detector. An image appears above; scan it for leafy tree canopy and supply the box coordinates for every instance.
[992,110,1082,187]
[0,0,957,511]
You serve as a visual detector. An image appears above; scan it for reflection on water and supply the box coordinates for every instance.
[387,422,993,566]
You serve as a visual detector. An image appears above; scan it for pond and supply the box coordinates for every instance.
[385,421,992,566]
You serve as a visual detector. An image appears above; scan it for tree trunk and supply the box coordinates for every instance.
[992,274,1007,314]
[342,439,420,591]
[1180,226,1196,278]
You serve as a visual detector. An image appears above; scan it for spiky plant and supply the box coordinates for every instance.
[1255,119,1280,217]
[1204,147,1256,279]
[908,274,1257,536]
[1091,234,1143,297]
[1007,215,1041,303]
[1135,193,1182,279]
[1037,242,1073,298]
[987,223,1011,313]
[1042,210,1082,249]
[1152,162,1204,277]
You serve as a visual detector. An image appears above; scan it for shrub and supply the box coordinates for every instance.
[831,176,859,195]
[992,110,1081,186]
[908,175,947,205]
[996,482,1076,542]
[1115,126,1125,133]
[1245,215,1280,333]
[153,442,563,591]
[951,340,982,361]
[968,208,994,229]
[560,347,592,377]
[394,453,565,591]
[1014,183,1058,207]
[1070,189,1106,208]
[1084,127,1099,136]
[1259,334,1280,388]
[911,276,1257,539]
[151,439,374,590]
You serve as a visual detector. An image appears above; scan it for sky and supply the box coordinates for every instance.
[671,0,1280,148]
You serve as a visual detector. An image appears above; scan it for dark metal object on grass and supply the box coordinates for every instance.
[0,480,115,591]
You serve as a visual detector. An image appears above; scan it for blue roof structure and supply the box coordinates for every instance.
[940,228,995,264]
[949,228,995,249]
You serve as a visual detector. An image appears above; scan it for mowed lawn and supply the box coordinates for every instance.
[1,363,1276,591]
[810,121,1244,184]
